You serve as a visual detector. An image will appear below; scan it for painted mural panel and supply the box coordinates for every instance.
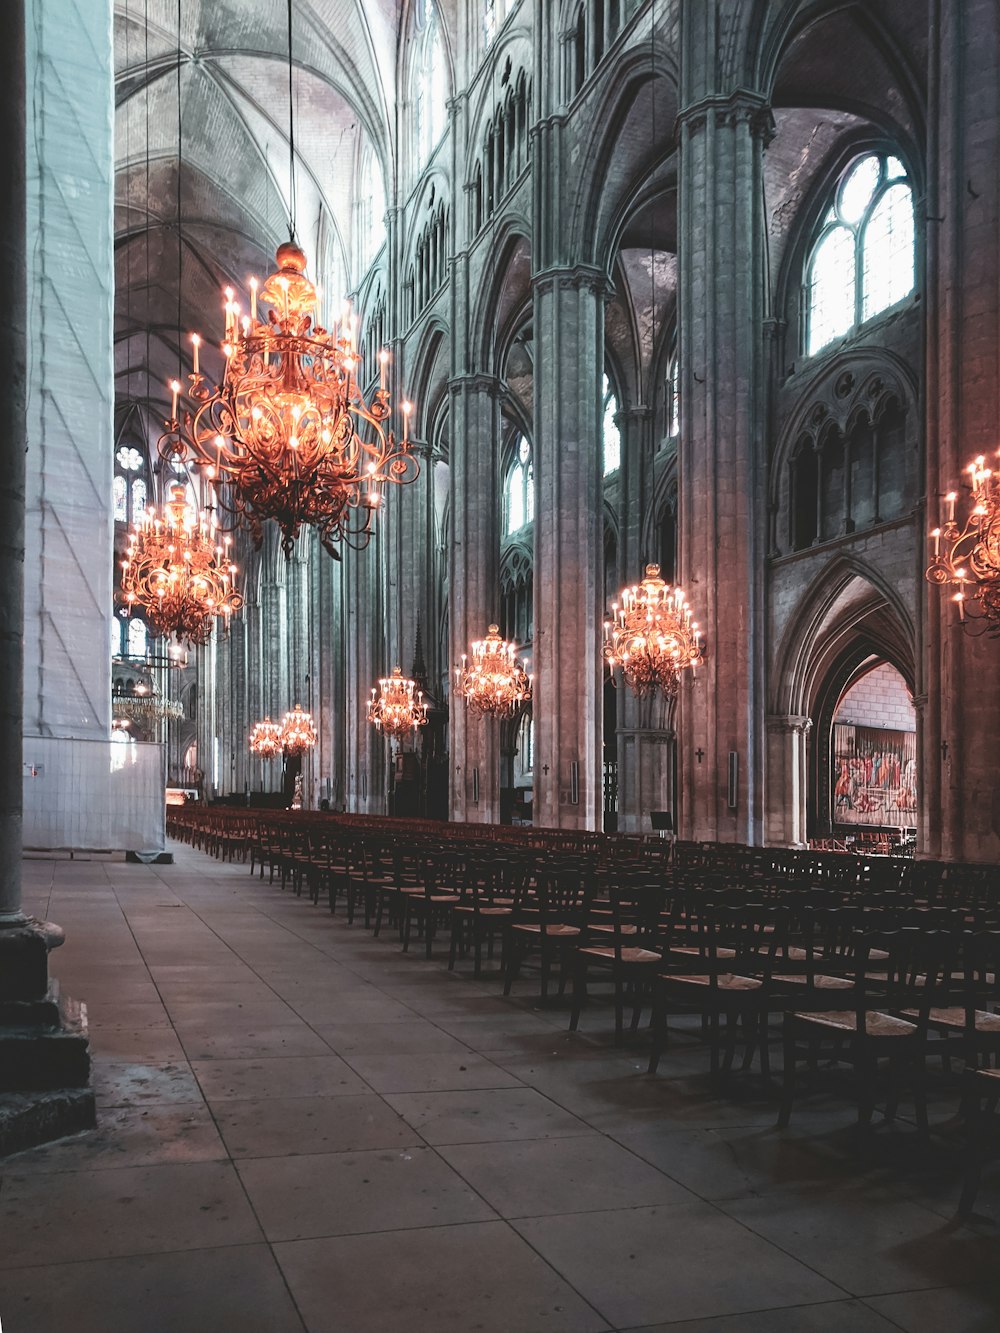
[832,724,917,827]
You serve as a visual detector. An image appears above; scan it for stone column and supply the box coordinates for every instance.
[448,375,501,823]
[0,0,94,1153]
[675,25,771,842]
[532,267,607,831]
[764,715,812,848]
[614,405,667,833]
[923,0,1000,861]
[0,0,26,923]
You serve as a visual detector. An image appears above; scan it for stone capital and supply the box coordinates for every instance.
[766,713,812,737]
[448,373,502,400]
[677,89,774,145]
[532,264,614,304]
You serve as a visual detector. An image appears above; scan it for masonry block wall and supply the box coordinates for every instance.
[835,664,915,733]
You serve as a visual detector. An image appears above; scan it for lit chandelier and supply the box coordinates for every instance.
[120,483,242,646]
[280,704,317,756]
[159,247,418,559]
[249,718,284,760]
[367,667,429,738]
[156,0,417,560]
[927,454,1000,630]
[604,564,703,698]
[455,625,532,717]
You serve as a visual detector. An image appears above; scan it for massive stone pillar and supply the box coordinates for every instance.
[0,0,94,1154]
[614,404,674,834]
[532,268,606,831]
[676,9,770,844]
[923,0,1000,862]
[448,375,501,823]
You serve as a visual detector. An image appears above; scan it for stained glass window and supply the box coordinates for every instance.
[506,437,533,535]
[602,374,620,476]
[131,478,147,517]
[127,618,147,660]
[113,474,127,523]
[806,153,915,356]
[116,446,143,471]
[412,6,449,171]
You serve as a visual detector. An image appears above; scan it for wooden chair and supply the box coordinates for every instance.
[569,877,665,1043]
[503,867,595,1004]
[648,903,770,1077]
[777,929,953,1136]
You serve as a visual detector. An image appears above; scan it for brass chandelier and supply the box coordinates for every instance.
[927,453,1000,630]
[455,625,532,717]
[120,483,242,646]
[604,564,703,698]
[280,704,317,756]
[367,667,428,738]
[157,0,417,559]
[159,245,419,559]
[249,718,284,760]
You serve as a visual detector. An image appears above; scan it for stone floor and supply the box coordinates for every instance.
[2,847,1000,1331]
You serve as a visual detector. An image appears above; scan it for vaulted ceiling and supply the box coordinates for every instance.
[113,0,456,438]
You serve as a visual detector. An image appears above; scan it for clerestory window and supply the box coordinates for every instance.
[806,153,915,357]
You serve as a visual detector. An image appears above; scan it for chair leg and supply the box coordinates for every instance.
[613,979,624,1045]
[778,1019,796,1128]
[569,960,586,1032]
[648,980,666,1075]
[958,1087,986,1218]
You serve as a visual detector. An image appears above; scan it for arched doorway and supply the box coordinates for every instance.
[813,656,917,851]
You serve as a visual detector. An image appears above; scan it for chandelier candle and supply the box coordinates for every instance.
[367,667,429,738]
[249,718,284,760]
[604,564,704,698]
[280,705,317,756]
[120,483,243,646]
[159,243,419,559]
[455,625,532,717]
[927,451,1000,630]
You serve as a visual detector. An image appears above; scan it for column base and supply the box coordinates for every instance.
[0,920,94,1155]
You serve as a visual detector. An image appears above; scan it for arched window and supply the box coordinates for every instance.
[114,442,149,528]
[505,435,533,536]
[602,374,620,476]
[666,353,679,439]
[358,146,386,272]
[411,1,448,172]
[127,617,148,660]
[806,153,915,356]
[483,0,516,48]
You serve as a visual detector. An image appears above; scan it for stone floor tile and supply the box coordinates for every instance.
[512,1202,842,1328]
[177,1023,332,1061]
[93,1061,204,1108]
[0,1245,305,1333]
[719,1182,1000,1297]
[215,1094,421,1158]
[338,1050,520,1094]
[864,1282,1000,1332]
[385,1086,597,1145]
[84,1000,172,1030]
[274,1222,609,1333]
[439,1134,698,1218]
[192,1054,369,1102]
[623,1299,898,1332]
[87,1025,187,1064]
[3,1104,226,1173]
[237,1144,496,1241]
[0,1162,263,1267]
[314,1019,471,1056]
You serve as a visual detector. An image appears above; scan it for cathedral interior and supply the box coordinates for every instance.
[3,1,1000,1330]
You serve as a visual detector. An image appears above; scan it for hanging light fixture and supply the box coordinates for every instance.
[120,483,242,646]
[367,667,429,738]
[604,564,703,698]
[158,0,418,558]
[249,718,284,759]
[280,704,317,755]
[455,625,532,717]
[927,454,1000,630]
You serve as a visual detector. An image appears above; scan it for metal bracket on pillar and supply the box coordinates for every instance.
[570,761,579,805]
[472,767,480,805]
